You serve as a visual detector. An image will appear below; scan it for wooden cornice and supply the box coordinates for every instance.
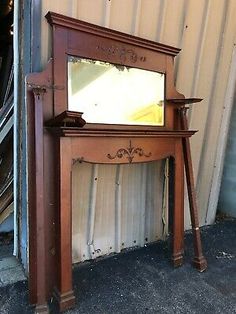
[45,11,181,57]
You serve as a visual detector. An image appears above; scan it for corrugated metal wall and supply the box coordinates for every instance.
[72,161,166,263]
[218,46,236,218]
[39,0,236,263]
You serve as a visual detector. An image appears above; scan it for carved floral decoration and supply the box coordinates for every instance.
[96,44,146,63]
[107,140,152,163]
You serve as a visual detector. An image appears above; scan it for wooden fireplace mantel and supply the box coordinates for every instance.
[26,11,207,314]
[49,128,192,311]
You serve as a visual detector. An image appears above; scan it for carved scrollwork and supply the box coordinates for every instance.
[107,140,152,163]
[96,44,146,63]
[72,157,84,165]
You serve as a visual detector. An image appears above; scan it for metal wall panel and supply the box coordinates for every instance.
[217,46,236,218]
[72,161,165,263]
[40,0,236,262]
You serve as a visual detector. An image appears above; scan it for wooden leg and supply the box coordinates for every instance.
[172,140,184,267]
[54,137,75,312]
[180,108,207,272]
[35,305,49,314]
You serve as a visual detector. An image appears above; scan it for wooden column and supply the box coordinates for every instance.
[179,107,207,272]
[54,136,75,311]
[172,139,184,267]
[32,88,49,314]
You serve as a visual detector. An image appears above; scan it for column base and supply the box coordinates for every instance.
[53,287,76,312]
[172,253,184,267]
[35,304,49,314]
[193,256,207,272]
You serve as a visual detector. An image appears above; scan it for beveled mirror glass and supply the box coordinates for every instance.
[68,56,165,126]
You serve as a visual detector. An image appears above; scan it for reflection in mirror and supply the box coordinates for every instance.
[68,56,165,126]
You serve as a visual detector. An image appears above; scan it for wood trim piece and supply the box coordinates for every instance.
[166,98,203,104]
[172,139,184,267]
[32,87,49,313]
[54,137,75,312]
[48,128,196,138]
[180,108,207,272]
[45,111,86,127]
[26,60,54,307]
[45,12,180,57]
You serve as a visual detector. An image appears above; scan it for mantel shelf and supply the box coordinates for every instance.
[46,110,86,127]
[47,127,197,138]
[166,98,203,104]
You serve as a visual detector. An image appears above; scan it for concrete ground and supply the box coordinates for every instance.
[0,218,235,314]
[0,243,26,288]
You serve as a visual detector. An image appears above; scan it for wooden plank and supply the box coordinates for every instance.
[0,116,13,144]
[0,201,13,225]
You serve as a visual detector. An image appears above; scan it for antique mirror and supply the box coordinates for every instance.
[68,56,165,126]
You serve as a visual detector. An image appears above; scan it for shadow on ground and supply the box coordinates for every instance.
[0,218,235,314]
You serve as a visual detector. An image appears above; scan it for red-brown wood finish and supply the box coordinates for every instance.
[26,12,207,313]
[48,129,195,311]
[45,11,184,127]
[34,88,49,314]
[179,107,207,272]
[27,61,57,312]
[172,139,185,267]
[28,87,49,314]
[53,137,75,311]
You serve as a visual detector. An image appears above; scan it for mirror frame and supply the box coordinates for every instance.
[46,11,185,131]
